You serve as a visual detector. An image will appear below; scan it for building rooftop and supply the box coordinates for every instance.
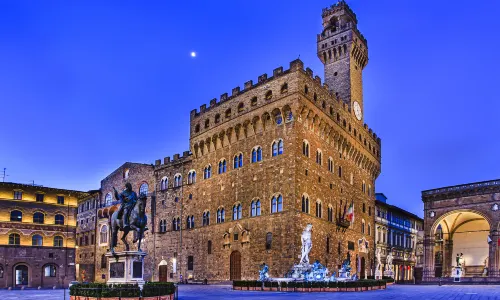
[0,181,90,199]
[422,178,500,202]
[375,193,423,222]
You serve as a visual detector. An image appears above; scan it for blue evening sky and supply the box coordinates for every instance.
[1,1,499,217]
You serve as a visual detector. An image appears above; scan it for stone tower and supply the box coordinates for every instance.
[317,1,368,122]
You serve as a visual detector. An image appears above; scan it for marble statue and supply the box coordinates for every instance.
[375,247,382,271]
[456,253,464,267]
[259,263,269,281]
[310,260,328,281]
[386,250,394,271]
[300,224,313,265]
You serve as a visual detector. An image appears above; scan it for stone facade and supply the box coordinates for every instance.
[0,182,87,288]
[374,193,423,282]
[422,179,500,283]
[75,191,100,282]
[76,1,382,283]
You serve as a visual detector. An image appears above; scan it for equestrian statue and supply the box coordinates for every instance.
[110,183,148,254]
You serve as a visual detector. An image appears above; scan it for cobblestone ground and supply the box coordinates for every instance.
[0,284,500,299]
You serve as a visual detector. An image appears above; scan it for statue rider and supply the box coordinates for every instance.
[114,183,138,230]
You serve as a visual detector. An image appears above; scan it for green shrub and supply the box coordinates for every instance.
[142,282,176,297]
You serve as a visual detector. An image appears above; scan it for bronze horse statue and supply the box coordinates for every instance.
[109,186,148,254]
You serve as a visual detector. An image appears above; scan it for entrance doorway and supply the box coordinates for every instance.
[14,265,28,286]
[159,265,168,282]
[229,251,241,280]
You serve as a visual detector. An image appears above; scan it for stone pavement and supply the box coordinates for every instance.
[0,284,500,299]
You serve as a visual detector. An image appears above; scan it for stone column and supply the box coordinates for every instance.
[488,231,499,277]
[423,234,435,280]
[444,239,453,277]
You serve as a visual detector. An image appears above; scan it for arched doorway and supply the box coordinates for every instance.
[229,251,241,280]
[158,260,168,282]
[431,210,491,277]
[360,257,366,278]
[14,265,28,287]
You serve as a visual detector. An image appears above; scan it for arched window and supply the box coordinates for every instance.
[215,114,221,124]
[159,220,167,233]
[265,90,273,100]
[32,212,45,224]
[105,193,113,206]
[100,225,108,244]
[123,168,130,179]
[53,236,63,247]
[238,102,244,113]
[218,159,227,174]
[225,108,231,118]
[274,111,283,125]
[161,177,168,190]
[281,83,288,94]
[362,219,366,234]
[316,150,322,165]
[44,265,57,277]
[195,124,200,133]
[32,234,43,246]
[187,216,195,229]
[9,233,20,245]
[10,210,22,222]
[368,223,371,236]
[203,166,211,179]
[139,183,148,196]
[251,97,258,106]
[55,214,64,225]
[188,171,196,184]
[233,153,243,169]
[302,140,310,157]
[328,157,334,172]
[328,206,333,222]
[251,200,261,217]
[304,85,309,94]
[233,204,242,220]
[272,140,284,157]
[271,194,283,213]
[266,232,272,250]
[207,240,212,254]
[174,175,182,187]
[217,208,225,223]
[202,211,210,226]
[316,200,322,218]
[301,195,309,213]
[251,147,262,163]
[204,119,210,128]
[172,217,180,231]
[338,166,343,178]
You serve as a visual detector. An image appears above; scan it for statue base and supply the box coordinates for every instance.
[289,263,311,280]
[106,251,147,288]
[375,269,383,280]
[451,266,463,282]
[383,269,394,279]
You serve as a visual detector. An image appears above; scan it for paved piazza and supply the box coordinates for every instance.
[1,285,500,300]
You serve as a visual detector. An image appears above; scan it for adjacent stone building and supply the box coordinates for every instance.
[77,1,382,282]
[75,190,100,282]
[0,182,87,288]
[374,193,423,282]
[422,179,500,283]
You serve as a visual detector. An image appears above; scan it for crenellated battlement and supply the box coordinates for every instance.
[154,151,192,169]
[321,1,357,24]
[190,59,305,120]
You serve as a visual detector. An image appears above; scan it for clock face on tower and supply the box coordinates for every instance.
[353,101,362,120]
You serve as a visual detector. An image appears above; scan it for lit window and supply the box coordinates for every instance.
[10,210,22,222]
[174,175,182,187]
[105,193,113,206]
[13,191,22,200]
[328,157,334,172]
[161,177,168,190]
[188,171,196,184]
[44,265,57,277]
[265,90,273,100]
[272,140,284,157]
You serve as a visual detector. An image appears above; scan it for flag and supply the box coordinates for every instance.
[347,200,354,222]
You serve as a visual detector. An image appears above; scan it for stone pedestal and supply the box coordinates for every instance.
[451,266,463,281]
[106,251,147,288]
[384,269,394,279]
[375,269,383,280]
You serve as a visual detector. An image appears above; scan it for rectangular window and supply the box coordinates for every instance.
[187,256,194,271]
[13,191,23,200]
[36,193,44,202]
[57,196,65,205]
[347,241,355,251]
